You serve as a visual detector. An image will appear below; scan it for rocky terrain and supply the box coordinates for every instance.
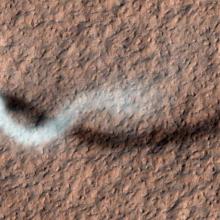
[0,0,220,219]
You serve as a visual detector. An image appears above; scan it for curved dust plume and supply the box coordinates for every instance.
[0,82,163,149]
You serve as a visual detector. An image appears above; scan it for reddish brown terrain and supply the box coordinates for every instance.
[0,0,220,219]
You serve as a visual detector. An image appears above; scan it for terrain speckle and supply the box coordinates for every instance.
[0,0,220,219]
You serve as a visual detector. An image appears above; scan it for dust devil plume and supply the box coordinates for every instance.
[0,83,161,148]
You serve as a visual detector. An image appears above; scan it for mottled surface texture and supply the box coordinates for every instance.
[0,0,220,219]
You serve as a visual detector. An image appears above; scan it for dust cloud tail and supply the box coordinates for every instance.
[0,82,163,149]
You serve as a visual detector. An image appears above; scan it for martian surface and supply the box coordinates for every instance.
[0,0,220,219]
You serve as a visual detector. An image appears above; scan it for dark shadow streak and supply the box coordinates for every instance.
[72,108,220,154]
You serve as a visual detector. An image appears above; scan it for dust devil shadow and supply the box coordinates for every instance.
[73,108,220,154]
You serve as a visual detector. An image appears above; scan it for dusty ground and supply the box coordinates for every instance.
[0,0,220,219]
